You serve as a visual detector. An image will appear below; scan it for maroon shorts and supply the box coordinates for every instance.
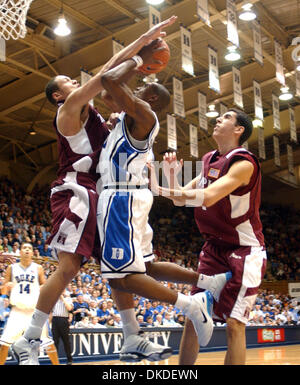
[47,181,101,264]
[191,241,267,324]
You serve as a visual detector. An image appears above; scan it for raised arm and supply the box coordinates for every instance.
[151,160,254,208]
[63,16,177,114]
[100,39,167,140]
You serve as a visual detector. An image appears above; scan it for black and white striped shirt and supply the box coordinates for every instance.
[52,296,73,317]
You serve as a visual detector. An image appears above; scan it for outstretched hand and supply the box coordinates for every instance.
[143,15,177,44]
[138,39,165,66]
[163,152,183,180]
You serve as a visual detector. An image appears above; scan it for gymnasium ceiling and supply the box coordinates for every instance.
[0,0,300,191]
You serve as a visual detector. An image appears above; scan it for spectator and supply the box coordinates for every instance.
[105,318,115,328]
[97,301,111,325]
[146,316,154,327]
[137,315,147,327]
[74,316,90,328]
[89,316,105,329]
[162,312,180,327]
[72,294,90,324]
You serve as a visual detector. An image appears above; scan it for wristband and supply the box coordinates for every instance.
[1,294,8,299]
[131,55,144,68]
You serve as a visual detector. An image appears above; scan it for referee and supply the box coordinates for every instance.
[51,289,74,365]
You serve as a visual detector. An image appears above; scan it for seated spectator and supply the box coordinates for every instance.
[153,314,164,327]
[73,294,91,323]
[145,316,154,327]
[162,312,181,327]
[89,316,105,329]
[74,316,90,328]
[40,244,52,258]
[97,301,111,325]
[137,315,147,327]
[105,318,115,328]
[113,313,123,328]
[175,314,185,326]
[89,300,99,318]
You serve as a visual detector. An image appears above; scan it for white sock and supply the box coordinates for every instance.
[174,292,191,313]
[197,273,214,290]
[24,309,49,340]
[119,309,140,340]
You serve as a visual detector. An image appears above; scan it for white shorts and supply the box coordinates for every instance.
[0,307,52,347]
[97,188,155,279]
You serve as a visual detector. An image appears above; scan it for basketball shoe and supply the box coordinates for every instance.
[12,336,41,365]
[185,290,214,347]
[119,331,172,362]
[198,272,232,302]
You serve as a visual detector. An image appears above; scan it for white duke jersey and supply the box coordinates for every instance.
[97,111,160,190]
[9,262,40,310]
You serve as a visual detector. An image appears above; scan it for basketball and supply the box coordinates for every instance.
[139,39,170,75]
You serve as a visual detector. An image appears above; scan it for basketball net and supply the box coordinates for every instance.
[0,0,34,40]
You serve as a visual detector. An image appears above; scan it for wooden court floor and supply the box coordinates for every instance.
[74,344,300,365]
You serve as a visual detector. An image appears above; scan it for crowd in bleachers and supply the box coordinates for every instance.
[0,176,300,332]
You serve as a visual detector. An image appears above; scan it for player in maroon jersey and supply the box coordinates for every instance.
[12,16,178,365]
[149,108,267,365]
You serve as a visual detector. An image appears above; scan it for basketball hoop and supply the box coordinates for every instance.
[0,0,34,40]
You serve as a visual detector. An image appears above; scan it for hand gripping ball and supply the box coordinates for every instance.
[139,39,170,75]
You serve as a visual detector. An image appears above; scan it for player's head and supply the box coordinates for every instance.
[45,75,80,105]
[20,242,34,261]
[213,108,253,145]
[134,82,170,113]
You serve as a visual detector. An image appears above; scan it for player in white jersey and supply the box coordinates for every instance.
[0,243,59,365]
[96,39,227,362]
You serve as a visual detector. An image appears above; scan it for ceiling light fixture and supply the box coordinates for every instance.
[224,45,241,61]
[54,2,71,37]
[279,86,293,101]
[29,127,36,135]
[239,3,256,21]
[205,104,219,118]
[146,0,164,5]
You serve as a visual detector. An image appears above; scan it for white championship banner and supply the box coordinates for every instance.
[198,92,208,132]
[232,66,243,109]
[289,107,298,143]
[189,124,198,158]
[296,71,300,97]
[181,26,194,76]
[258,127,266,160]
[273,135,281,167]
[196,0,210,25]
[252,20,263,66]
[208,46,220,93]
[274,40,285,86]
[226,0,239,47]
[253,80,263,121]
[167,114,177,151]
[252,20,264,66]
[272,94,281,131]
[287,144,294,175]
[149,5,161,28]
[173,77,185,118]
